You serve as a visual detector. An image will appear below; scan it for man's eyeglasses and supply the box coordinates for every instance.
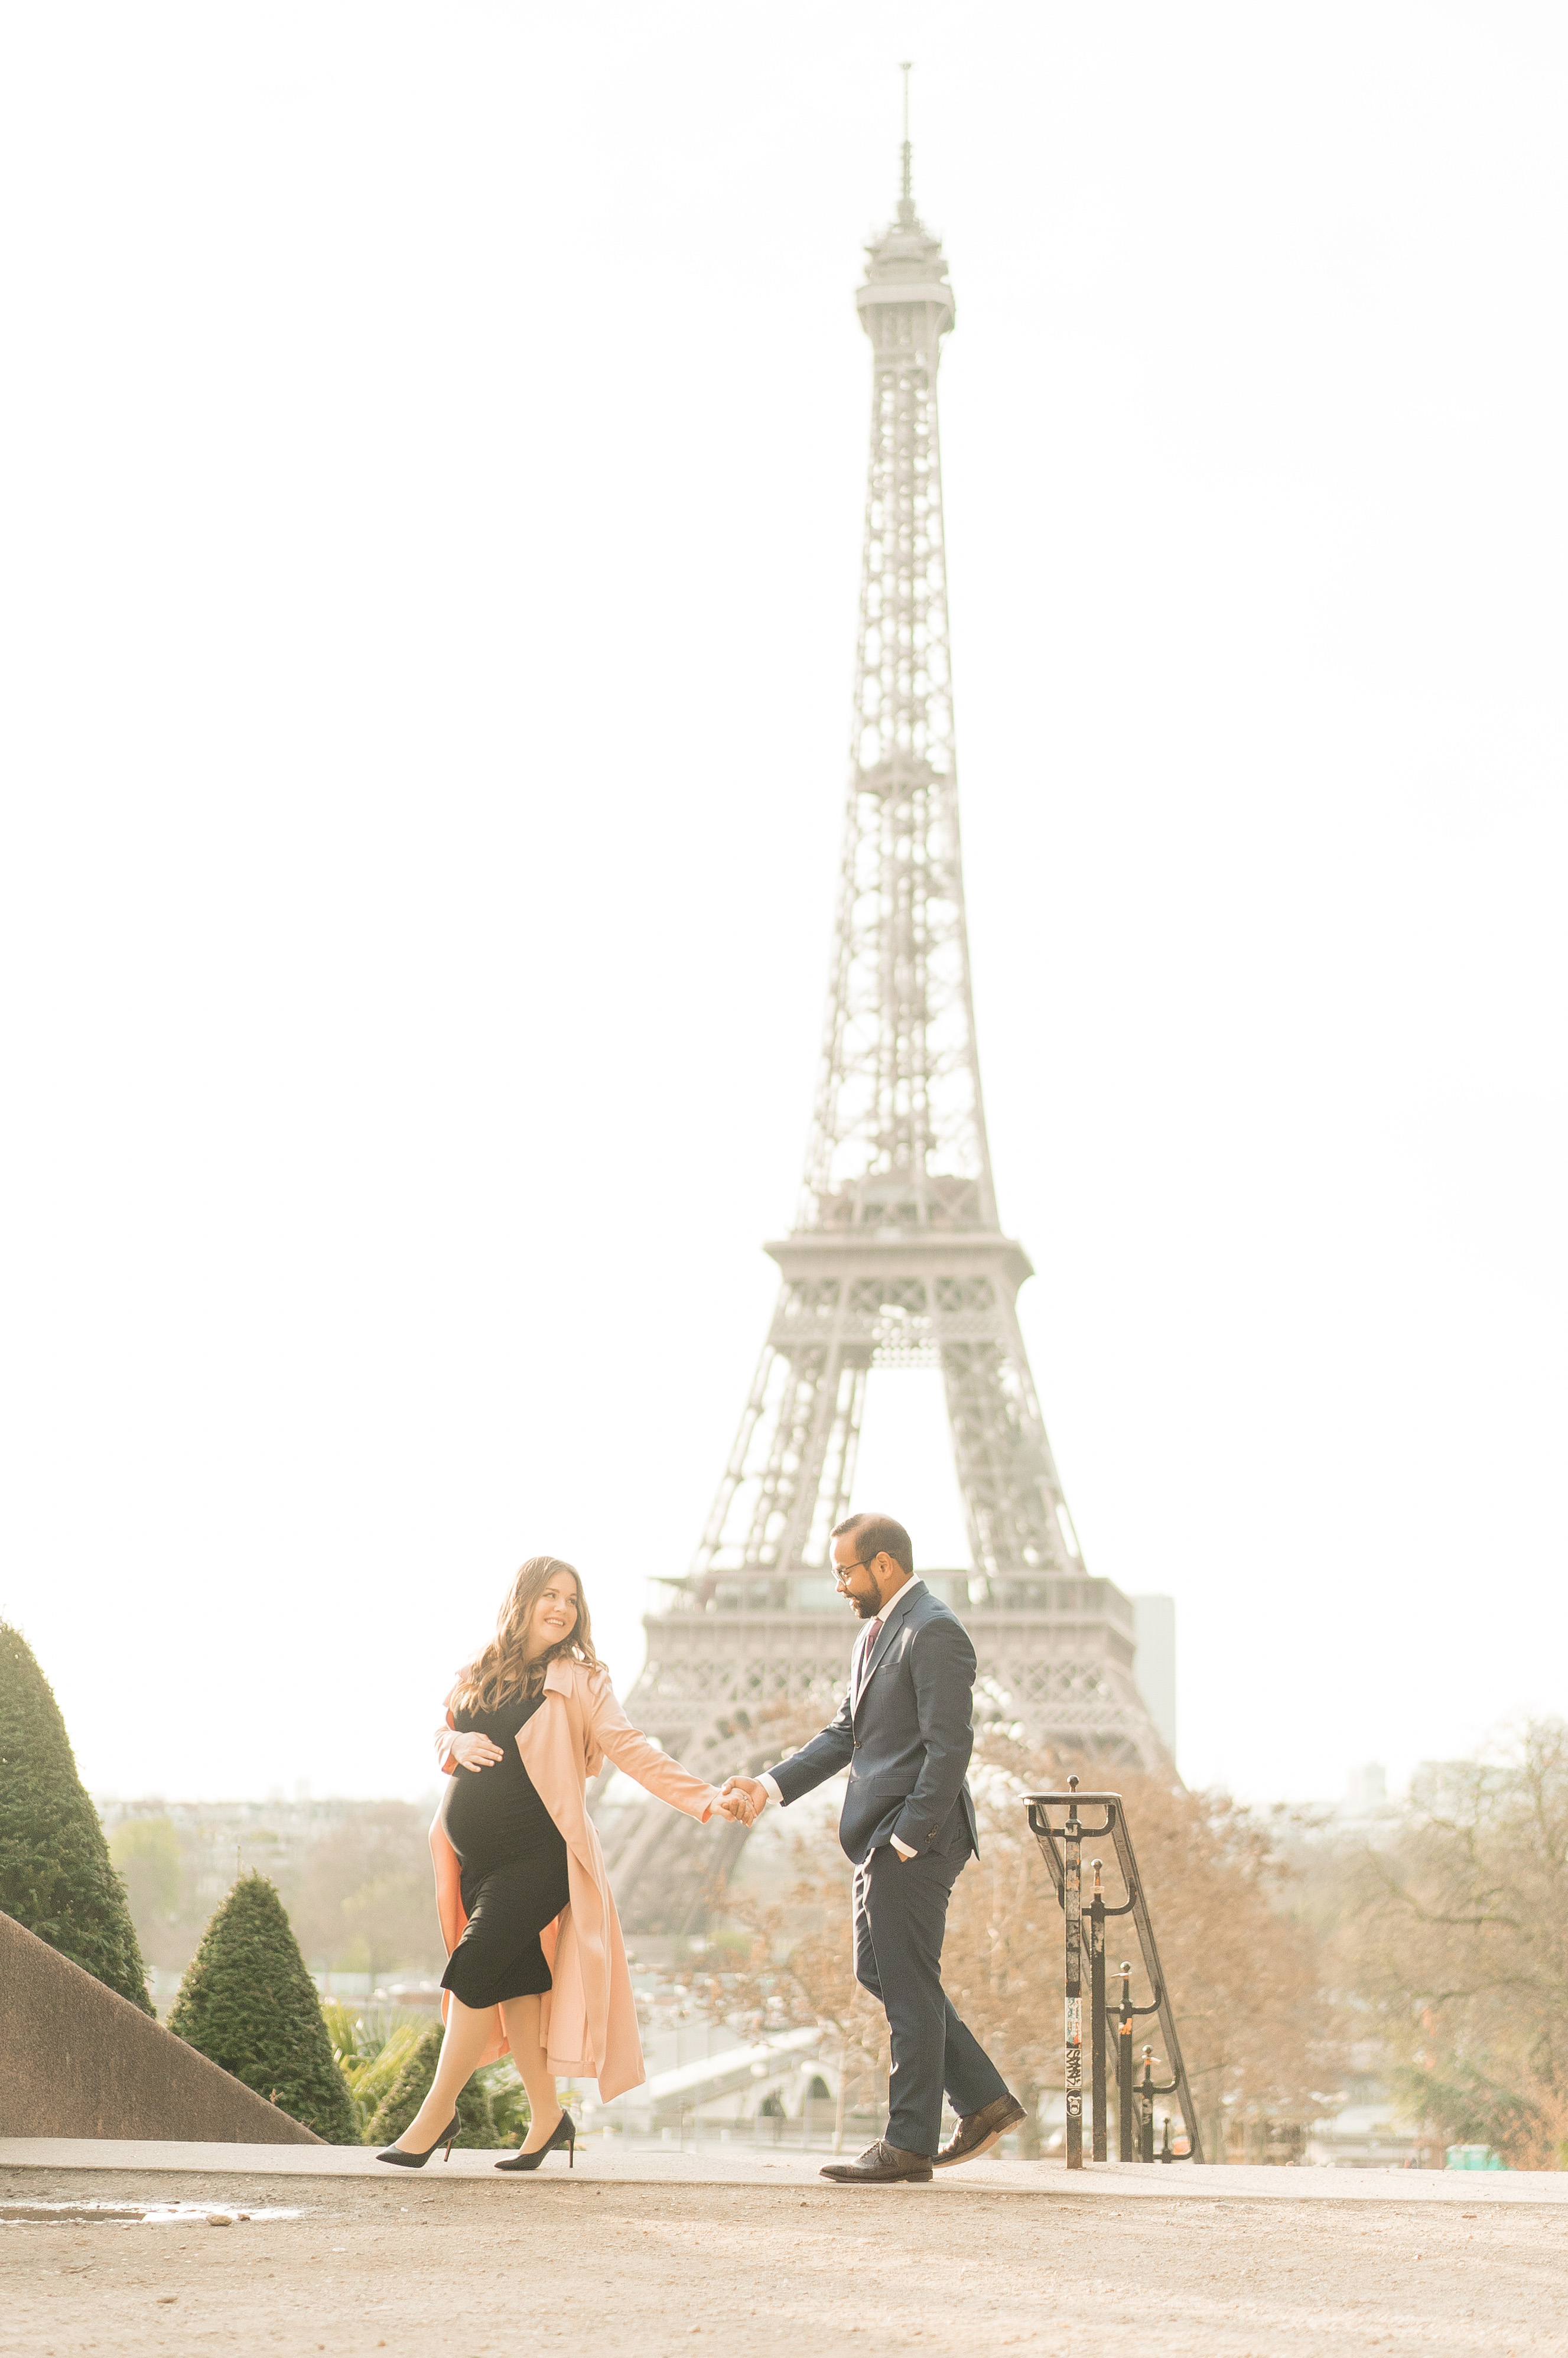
[832,1561,869,1587]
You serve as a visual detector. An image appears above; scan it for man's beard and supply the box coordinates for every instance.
[851,1593,880,1620]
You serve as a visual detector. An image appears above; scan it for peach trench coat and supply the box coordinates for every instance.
[430,1658,723,2103]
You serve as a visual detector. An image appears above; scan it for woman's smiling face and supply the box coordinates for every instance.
[528,1574,580,1656]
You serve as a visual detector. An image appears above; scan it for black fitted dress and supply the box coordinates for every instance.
[437,1692,571,2011]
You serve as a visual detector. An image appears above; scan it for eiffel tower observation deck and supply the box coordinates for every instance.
[611,105,1166,1923]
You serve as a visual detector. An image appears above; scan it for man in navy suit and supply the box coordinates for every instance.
[724,1512,1025,2184]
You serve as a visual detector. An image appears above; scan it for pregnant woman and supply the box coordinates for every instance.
[376,1554,750,2171]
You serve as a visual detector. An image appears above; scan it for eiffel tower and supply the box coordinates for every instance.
[606,95,1166,1930]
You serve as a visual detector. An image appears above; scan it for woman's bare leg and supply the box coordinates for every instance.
[395,1998,493,2152]
[499,1993,562,2151]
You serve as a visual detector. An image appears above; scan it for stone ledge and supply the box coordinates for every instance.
[3,2138,1563,2204]
[0,1913,320,2145]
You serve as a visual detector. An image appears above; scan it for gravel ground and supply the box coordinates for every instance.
[4,2167,1567,2356]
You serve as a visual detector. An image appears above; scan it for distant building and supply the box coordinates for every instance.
[1306,2097,1423,2170]
[96,1793,337,1915]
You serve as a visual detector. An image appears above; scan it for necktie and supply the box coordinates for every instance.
[857,1617,883,1702]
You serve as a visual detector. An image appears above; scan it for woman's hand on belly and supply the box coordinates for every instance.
[446,1730,506,1773]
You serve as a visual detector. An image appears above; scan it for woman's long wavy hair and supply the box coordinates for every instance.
[450,1556,598,1711]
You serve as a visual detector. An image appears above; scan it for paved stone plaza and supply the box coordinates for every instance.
[3,2141,1566,2356]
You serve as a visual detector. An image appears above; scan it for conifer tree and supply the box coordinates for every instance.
[362,2021,500,2149]
[168,1873,356,2142]
[0,1620,152,2012]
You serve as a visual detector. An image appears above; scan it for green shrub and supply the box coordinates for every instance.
[484,2063,532,2149]
[168,1874,356,2143]
[323,2007,429,2141]
[0,1621,152,2013]
[361,2021,505,2149]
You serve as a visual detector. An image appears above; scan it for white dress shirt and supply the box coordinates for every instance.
[759,1577,923,1856]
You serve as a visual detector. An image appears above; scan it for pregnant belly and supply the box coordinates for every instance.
[441,1767,559,1869]
[440,1767,514,1863]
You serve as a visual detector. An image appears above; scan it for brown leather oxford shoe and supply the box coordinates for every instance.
[932,2092,1027,2168]
[819,2139,935,2184]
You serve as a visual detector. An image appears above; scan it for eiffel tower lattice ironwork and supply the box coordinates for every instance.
[607,109,1166,1930]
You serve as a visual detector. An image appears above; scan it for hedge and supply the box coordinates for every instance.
[168,1872,356,2143]
[0,1620,152,2012]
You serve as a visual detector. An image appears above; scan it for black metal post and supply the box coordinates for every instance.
[1022,1787,1206,2167]
[1160,2113,1174,2163]
[1089,1860,1107,2161]
[1063,1778,1082,2169]
[1117,1960,1134,2162]
[1137,2044,1155,2165]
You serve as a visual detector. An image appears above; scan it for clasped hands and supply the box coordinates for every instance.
[714,1774,770,1829]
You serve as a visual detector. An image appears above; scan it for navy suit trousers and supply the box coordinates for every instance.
[852,1840,1008,2156]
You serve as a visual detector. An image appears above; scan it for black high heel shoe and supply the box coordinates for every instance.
[495,2109,575,2172]
[375,2115,459,2168]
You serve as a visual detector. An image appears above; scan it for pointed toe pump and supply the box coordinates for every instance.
[375,2115,459,2168]
[496,2109,576,2172]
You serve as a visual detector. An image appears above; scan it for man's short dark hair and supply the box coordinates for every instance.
[832,1513,914,1578]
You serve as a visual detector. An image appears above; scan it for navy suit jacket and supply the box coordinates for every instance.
[769,1581,980,1867]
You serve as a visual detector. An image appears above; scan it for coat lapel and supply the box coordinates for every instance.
[852,1582,919,1719]
[517,1660,601,1878]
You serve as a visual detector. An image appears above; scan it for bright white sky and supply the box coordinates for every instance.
[2,5,1563,1811]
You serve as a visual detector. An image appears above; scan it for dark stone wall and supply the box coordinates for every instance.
[0,1910,323,2143]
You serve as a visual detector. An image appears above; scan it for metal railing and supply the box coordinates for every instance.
[1023,1779,1203,2167]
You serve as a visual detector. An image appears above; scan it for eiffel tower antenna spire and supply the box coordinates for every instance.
[899,60,914,213]
[611,110,1167,1929]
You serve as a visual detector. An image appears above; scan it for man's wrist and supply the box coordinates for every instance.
[759,1772,783,1808]
[890,1832,916,1859]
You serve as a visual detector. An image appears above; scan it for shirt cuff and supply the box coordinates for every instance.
[890,1833,916,1859]
[759,1773,783,1808]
